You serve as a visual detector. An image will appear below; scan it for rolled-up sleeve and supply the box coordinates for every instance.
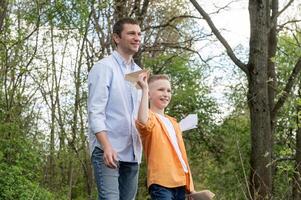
[88,63,112,134]
[135,111,156,136]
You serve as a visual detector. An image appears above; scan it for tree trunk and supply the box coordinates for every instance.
[293,85,301,200]
[267,0,278,196]
[248,0,272,199]
[68,159,74,200]
[0,0,7,32]
[48,20,57,187]
[189,0,301,198]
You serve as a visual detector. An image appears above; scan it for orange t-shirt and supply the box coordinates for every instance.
[136,110,194,192]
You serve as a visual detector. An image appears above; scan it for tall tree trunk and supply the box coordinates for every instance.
[267,0,278,196]
[79,103,93,199]
[189,0,301,198]
[114,0,127,20]
[48,20,57,187]
[293,85,301,200]
[67,158,74,200]
[248,0,272,199]
[0,0,7,32]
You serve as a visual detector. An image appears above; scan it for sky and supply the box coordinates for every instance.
[190,0,301,119]
[204,1,250,47]
[190,1,250,119]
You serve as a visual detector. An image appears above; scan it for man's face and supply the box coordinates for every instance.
[113,24,141,55]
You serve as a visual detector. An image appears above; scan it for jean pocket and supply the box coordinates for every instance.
[149,184,166,198]
[92,147,104,161]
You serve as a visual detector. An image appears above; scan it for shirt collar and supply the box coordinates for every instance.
[112,50,135,70]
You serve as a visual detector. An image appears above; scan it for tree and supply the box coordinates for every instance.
[0,0,7,31]
[0,1,56,198]
[190,0,301,199]
[274,32,301,199]
[1,0,219,198]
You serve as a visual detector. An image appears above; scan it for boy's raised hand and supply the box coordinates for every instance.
[137,72,149,124]
[137,72,148,90]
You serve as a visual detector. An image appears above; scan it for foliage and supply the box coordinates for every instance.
[0,0,253,199]
[0,163,54,200]
[0,112,55,199]
[271,31,301,198]
[208,112,250,199]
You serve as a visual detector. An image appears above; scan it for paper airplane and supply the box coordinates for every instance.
[186,190,215,200]
[179,114,198,132]
[125,69,150,89]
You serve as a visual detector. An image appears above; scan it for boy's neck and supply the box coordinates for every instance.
[150,106,165,116]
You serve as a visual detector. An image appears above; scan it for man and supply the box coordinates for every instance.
[88,18,142,200]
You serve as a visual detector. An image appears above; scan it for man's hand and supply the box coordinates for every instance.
[103,144,118,169]
[95,131,118,169]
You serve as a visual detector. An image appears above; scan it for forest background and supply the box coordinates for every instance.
[1,0,301,199]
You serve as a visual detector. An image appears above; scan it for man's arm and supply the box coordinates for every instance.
[88,64,117,168]
[95,131,118,168]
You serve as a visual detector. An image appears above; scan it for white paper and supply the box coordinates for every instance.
[179,114,198,132]
[124,69,150,89]
[186,190,215,200]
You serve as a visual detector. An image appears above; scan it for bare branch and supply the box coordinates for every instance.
[272,58,301,118]
[142,40,209,63]
[273,0,294,22]
[129,0,141,17]
[138,0,149,25]
[90,4,105,51]
[143,15,203,31]
[189,0,248,74]
[278,19,301,31]
[273,156,295,163]
[210,0,236,15]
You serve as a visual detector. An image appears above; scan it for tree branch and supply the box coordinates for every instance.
[210,0,236,15]
[0,0,7,32]
[189,0,248,74]
[138,0,149,25]
[143,40,210,63]
[142,15,202,31]
[273,0,294,22]
[278,19,301,31]
[272,58,301,118]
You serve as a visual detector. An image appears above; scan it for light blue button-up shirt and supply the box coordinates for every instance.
[88,51,142,163]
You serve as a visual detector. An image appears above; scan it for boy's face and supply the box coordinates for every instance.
[149,79,172,110]
[113,23,141,55]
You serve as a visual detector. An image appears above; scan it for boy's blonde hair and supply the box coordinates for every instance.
[148,74,170,84]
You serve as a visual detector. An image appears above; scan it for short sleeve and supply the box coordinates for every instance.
[135,110,156,136]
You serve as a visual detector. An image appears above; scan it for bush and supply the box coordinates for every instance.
[0,163,54,200]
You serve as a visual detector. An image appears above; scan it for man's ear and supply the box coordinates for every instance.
[112,33,120,45]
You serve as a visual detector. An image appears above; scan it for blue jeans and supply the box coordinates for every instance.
[149,184,186,200]
[92,147,139,200]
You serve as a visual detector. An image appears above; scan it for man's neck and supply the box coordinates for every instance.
[116,48,133,64]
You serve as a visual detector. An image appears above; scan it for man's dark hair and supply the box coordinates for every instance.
[113,18,139,37]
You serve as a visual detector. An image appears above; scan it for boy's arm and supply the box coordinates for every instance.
[137,73,149,124]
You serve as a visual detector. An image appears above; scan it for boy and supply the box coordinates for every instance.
[136,74,194,199]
